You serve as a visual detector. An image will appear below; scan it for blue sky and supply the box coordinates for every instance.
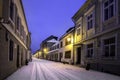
[22,0,86,53]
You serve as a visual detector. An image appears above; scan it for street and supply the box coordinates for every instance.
[6,58,120,80]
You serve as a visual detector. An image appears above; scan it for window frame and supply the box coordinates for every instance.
[103,0,115,21]
[65,51,71,59]
[86,43,94,58]
[9,39,14,61]
[9,0,14,21]
[87,13,94,30]
[76,26,81,36]
[102,36,116,58]
[65,36,71,46]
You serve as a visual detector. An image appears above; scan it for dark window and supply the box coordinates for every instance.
[86,43,93,58]
[10,1,14,20]
[57,44,59,48]
[17,16,20,30]
[9,40,14,61]
[5,30,8,41]
[60,41,63,48]
[87,13,94,30]
[103,37,116,57]
[103,0,115,21]
[65,51,71,58]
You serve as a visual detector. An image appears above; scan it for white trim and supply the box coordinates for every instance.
[84,5,95,16]
[76,26,81,36]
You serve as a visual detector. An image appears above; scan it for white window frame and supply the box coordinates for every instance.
[86,43,94,58]
[84,5,95,31]
[103,0,115,21]
[76,26,81,36]
[101,35,117,59]
[86,12,94,30]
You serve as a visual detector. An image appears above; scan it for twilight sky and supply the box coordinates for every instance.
[22,0,86,53]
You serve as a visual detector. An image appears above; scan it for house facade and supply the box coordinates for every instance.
[59,27,75,64]
[0,0,31,79]
[72,0,120,75]
[40,35,58,59]
[47,40,59,61]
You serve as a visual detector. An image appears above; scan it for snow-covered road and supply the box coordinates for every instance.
[6,58,120,80]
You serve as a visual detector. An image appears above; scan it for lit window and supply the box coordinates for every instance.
[103,0,115,21]
[65,37,71,45]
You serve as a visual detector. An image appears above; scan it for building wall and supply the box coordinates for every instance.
[0,0,30,79]
[73,0,120,75]
[59,31,74,64]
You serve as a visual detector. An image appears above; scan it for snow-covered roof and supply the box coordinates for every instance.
[52,41,59,46]
[47,39,58,43]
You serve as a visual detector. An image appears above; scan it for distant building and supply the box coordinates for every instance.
[59,27,75,64]
[0,0,31,79]
[47,40,59,61]
[72,0,120,75]
[33,49,42,58]
[40,35,58,59]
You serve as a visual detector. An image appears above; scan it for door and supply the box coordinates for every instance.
[77,47,81,64]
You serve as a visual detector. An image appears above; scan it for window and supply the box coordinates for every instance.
[86,43,93,58]
[10,0,14,20]
[5,30,8,41]
[65,37,71,45]
[65,51,71,58]
[17,16,20,30]
[103,37,116,57]
[77,28,80,35]
[57,44,59,48]
[9,40,14,61]
[87,13,94,30]
[103,0,115,21]
[60,41,63,48]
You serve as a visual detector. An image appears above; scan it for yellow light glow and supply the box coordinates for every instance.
[67,37,71,42]
[43,48,47,52]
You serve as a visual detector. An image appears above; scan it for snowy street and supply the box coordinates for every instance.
[6,58,120,80]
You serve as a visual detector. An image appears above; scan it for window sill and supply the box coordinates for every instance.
[103,16,116,26]
[101,56,116,60]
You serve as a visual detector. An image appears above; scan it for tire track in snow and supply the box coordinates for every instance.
[38,62,60,80]
[41,63,71,80]
[43,62,79,80]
